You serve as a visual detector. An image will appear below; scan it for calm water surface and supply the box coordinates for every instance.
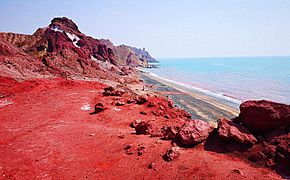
[146,56,290,104]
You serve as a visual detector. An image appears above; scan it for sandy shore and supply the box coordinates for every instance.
[140,71,240,123]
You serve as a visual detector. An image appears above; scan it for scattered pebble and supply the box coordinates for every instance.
[130,119,142,128]
[231,169,243,175]
[164,147,180,162]
[137,145,146,156]
[118,134,125,139]
[148,162,156,170]
[140,111,147,115]
[124,144,133,150]
[91,103,105,114]
[115,102,125,106]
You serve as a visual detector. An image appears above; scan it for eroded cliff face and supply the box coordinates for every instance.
[99,39,156,66]
[0,17,153,79]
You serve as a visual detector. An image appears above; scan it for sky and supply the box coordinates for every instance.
[0,0,290,58]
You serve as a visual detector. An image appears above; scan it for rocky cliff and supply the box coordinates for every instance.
[99,39,157,66]
[0,17,155,79]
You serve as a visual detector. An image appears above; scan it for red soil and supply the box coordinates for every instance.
[0,77,283,179]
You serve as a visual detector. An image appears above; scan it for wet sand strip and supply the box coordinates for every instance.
[140,72,240,123]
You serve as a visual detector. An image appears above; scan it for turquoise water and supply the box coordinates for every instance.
[146,56,290,104]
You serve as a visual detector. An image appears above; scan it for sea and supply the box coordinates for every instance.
[145,56,290,105]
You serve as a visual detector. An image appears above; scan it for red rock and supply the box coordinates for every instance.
[164,147,180,162]
[218,118,257,145]
[148,162,156,170]
[161,126,178,140]
[239,100,290,132]
[136,96,147,105]
[103,87,125,96]
[140,111,148,115]
[117,134,125,139]
[270,133,290,174]
[51,17,80,33]
[115,101,125,106]
[135,121,154,135]
[124,144,134,155]
[164,114,170,119]
[91,103,105,114]
[130,119,142,128]
[126,99,136,104]
[167,99,175,108]
[147,101,156,107]
[137,145,146,156]
[176,120,214,146]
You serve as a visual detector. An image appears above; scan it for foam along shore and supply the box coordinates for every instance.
[140,70,241,122]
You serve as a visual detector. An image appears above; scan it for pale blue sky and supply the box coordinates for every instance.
[1,0,290,58]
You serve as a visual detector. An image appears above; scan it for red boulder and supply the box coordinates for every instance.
[239,100,290,132]
[135,121,154,135]
[176,120,214,146]
[218,118,257,145]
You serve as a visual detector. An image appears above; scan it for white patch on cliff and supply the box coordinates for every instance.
[51,26,80,48]
[65,32,80,48]
[51,25,63,32]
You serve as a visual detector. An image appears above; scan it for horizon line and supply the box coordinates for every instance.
[155,55,290,59]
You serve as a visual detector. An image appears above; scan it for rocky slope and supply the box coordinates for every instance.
[0,77,285,179]
[0,17,155,80]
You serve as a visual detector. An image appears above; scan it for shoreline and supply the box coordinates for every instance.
[139,70,240,123]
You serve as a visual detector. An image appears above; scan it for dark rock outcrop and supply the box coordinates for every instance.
[238,100,290,132]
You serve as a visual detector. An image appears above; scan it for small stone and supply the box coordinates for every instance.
[147,102,156,107]
[130,119,142,128]
[164,147,180,162]
[125,150,134,155]
[140,111,148,115]
[127,99,135,104]
[231,169,243,175]
[91,103,105,114]
[164,114,170,119]
[148,163,156,170]
[136,96,147,105]
[104,86,114,92]
[137,146,146,156]
[115,101,125,106]
[124,144,134,155]
[118,134,125,139]
[161,126,178,140]
[125,144,133,150]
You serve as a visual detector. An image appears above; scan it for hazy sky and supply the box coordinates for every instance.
[1,0,290,58]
